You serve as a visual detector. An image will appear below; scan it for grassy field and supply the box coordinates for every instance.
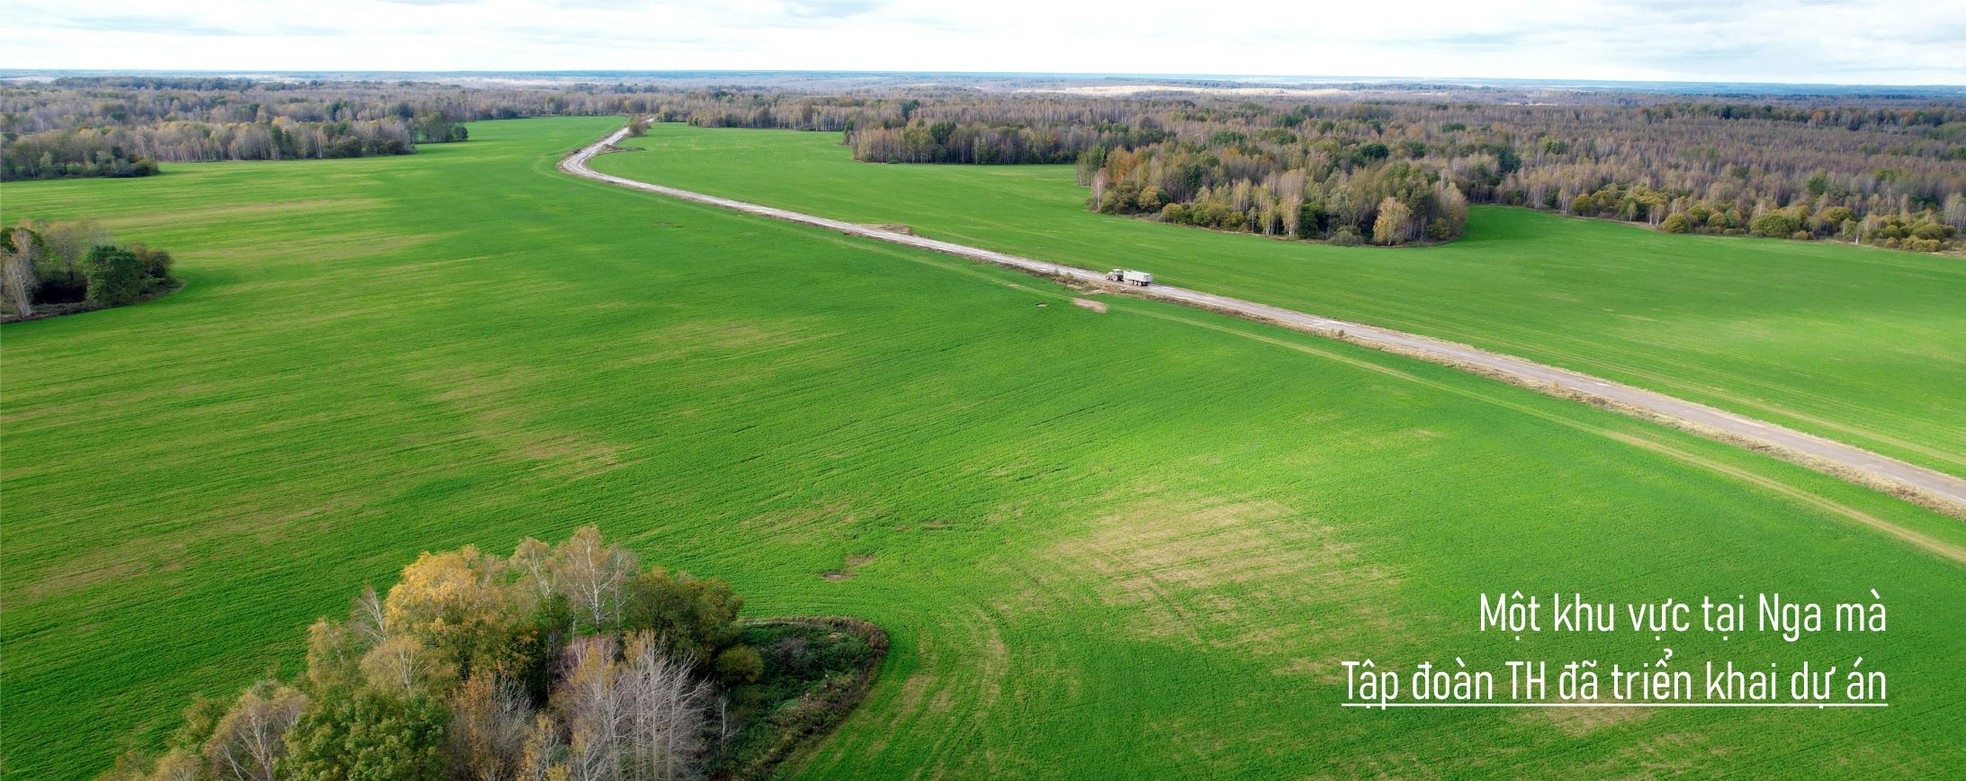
[590,124,1966,479]
[4,117,1965,779]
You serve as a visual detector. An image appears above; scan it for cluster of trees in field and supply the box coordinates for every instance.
[103,527,884,781]
[2,219,177,321]
[641,90,1966,251]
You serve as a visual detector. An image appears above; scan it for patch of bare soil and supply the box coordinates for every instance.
[819,553,877,581]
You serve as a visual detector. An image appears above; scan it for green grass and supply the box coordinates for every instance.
[4,117,1965,779]
[591,124,1966,478]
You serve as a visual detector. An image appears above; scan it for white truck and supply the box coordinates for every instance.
[1106,269,1154,287]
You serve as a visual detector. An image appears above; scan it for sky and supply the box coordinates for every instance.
[7,0,1966,85]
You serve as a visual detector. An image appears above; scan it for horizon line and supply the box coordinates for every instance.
[1,68,1962,92]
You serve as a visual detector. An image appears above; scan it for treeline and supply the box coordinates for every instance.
[11,79,1964,250]
[2,81,474,179]
[1082,135,1471,244]
[2,219,177,321]
[1640,101,1966,132]
[102,527,884,781]
[1,119,437,179]
[631,91,1966,251]
[1565,181,1963,251]
[844,117,1168,164]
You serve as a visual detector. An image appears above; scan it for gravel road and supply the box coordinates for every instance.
[563,128,1966,521]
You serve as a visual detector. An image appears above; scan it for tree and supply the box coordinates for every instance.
[132,528,748,781]
[1,226,39,317]
[1296,200,1329,239]
[1429,182,1469,240]
[39,219,105,287]
[362,634,454,697]
[281,690,448,781]
[512,537,557,601]
[385,545,531,682]
[552,526,638,632]
[172,694,233,756]
[556,635,625,781]
[517,714,568,781]
[551,632,717,781]
[618,632,716,781]
[413,112,469,144]
[1660,212,1692,234]
[621,569,743,664]
[352,584,388,645]
[304,618,365,694]
[1372,197,1413,245]
[204,681,306,781]
[448,674,535,781]
[128,243,175,279]
[83,245,146,306]
[1749,211,1801,238]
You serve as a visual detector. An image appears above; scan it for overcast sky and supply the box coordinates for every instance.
[8,0,1965,85]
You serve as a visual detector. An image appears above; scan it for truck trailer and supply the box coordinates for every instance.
[1106,269,1154,287]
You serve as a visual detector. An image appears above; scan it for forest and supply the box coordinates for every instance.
[1,79,472,179]
[103,527,884,781]
[671,92,1966,250]
[6,76,1963,250]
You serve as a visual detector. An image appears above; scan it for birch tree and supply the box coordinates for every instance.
[1,226,40,318]
[618,632,715,781]
[1373,197,1413,245]
[203,681,305,781]
[512,537,557,602]
[556,635,625,781]
[552,527,637,632]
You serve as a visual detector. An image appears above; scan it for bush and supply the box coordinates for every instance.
[127,243,174,280]
[1659,212,1692,234]
[1749,211,1801,238]
[1328,227,1364,246]
[715,645,764,686]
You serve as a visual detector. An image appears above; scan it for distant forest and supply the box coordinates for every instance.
[6,77,1963,251]
[657,92,1966,251]
[1,78,479,179]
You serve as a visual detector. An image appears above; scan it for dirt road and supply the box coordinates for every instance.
[563,128,1966,520]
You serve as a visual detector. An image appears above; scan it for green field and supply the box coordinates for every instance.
[4,117,1965,779]
[590,124,1966,478]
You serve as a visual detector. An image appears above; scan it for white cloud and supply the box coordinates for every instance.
[4,0,1963,84]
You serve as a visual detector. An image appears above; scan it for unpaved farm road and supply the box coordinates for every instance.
[564,127,1966,523]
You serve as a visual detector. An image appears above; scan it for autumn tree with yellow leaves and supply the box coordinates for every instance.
[107,527,753,781]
